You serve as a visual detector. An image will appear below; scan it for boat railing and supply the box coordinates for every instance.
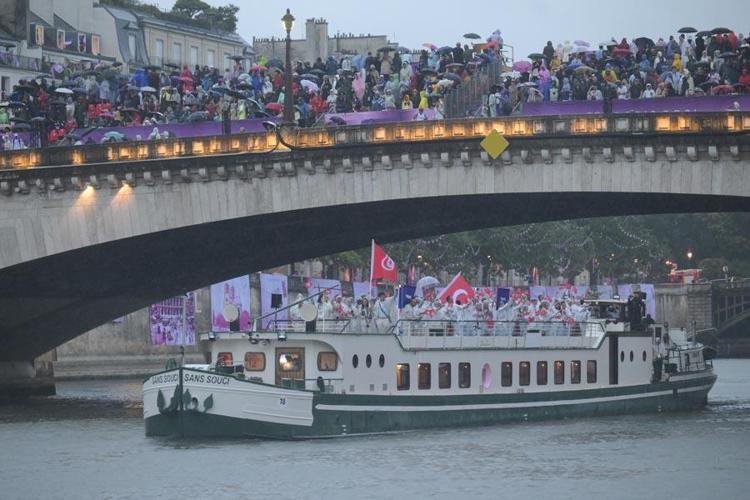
[395,320,606,350]
[263,319,353,334]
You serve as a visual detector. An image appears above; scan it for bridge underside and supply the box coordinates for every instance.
[1,191,749,361]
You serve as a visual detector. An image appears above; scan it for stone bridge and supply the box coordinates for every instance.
[0,111,749,366]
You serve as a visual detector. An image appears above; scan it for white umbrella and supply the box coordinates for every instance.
[300,79,319,92]
[55,87,73,95]
[140,86,156,93]
[415,276,440,298]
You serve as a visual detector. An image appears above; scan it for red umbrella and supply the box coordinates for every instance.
[711,84,734,95]
[612,47,631,57]
[265,102,283,111]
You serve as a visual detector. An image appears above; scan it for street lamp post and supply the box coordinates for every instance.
[282,8,295,124]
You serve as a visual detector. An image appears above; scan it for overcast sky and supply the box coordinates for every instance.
[155,0,748,59]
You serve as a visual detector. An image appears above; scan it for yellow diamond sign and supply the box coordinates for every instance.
[480,129,509,160]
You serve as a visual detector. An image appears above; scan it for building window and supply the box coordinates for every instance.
[438,363,451,389]
[396,363,410,390]
[501,362,513,387]
[537,361,548,385]
[554,360,565,384]
[172,42,182,64]
[587,360,597,383]
[418,363,431,390]
[317,352,337,371]
[77,33,87,53]
[35,25,45,46]
[155,39,164,65]
[217,352,233,366]
[352,354,359,368]
[571,361,581,384]
[206,49,215,68]
[91,35,100,56]
[190,46,198,67]
[379,354,385,368]
[56,29,65,50]
[519,361,531,386]
[128,34,136,61]
[244,352,265,371]
[458,362,471,388]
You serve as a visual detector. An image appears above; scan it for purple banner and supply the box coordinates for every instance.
[210,276,251,332]
[149,293,195,345]
[353,281,373,301]
[520,95,750,117]
[324,108,435,126]
[259,273,288,329]
[305,278,342,298]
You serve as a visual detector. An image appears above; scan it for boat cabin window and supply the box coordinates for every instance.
[318,352,338,371]
[396,363,410,390]
[379,354,385,368]
[587,360,597,383]
[519,361,531,386]
[537,361,548,385]
[244,352,265,371]
[366,354,372,368]
[217,352,233,367]
[439,363,451,389]
[554,360,565,384]
[458,362,471,388]
[571,360,582,384]
[588,301,626,322]
[352,354,359,368]
[278,352,303,372]
[501,362,513,387]
[418,363,431,390]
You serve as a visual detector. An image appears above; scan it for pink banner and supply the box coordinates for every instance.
[149,293,195,345]
[210,276,251,332]
[259,274,288,329]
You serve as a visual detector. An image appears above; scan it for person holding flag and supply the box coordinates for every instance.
[370,240,398,332]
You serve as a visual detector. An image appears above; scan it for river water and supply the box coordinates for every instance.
[1,359,749,500]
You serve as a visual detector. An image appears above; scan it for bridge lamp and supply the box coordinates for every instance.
[281,8,295,124]
[687,251,694,262]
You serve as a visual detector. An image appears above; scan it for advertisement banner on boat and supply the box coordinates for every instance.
[259,274,288,329]
[210,276,251,332]
[149,293,195,345]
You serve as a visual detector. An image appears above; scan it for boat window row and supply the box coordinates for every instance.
[351,354,386,369]
[620,350,649,363]
[396,360,598,391]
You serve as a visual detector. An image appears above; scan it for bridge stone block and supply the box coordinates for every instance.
[480,151,491,165]
[161,170,172,184]
[88,175,100,189]
[381,155,392,170]
[284,162,295,175]
[197,168,209,181]
[420,153,431,167]
[602,148,613,163]
[400,154,412,169]
[52,178,64,191]
[253,163,265,178]
[34,178,46,193]
[644,146,655,162]
[106,174,118,189]
[708,145,719,161]
[665,146,677,162]
[323,159,334,173]
[623,146,634,162]
[343,158,354,172]
[520,150,531,164]
[70,176,83,190]
[0,181,9,195]
[234,165,247,179]
[582,148,592,163]
[440,152,451,167]
[143,171,155,185]
[501,150,512,165]
[687,146,698,161]
[179,169,191,182]
[124,172,136,187]
[216,166,228,180]
[303,160,314,174]
[730,145,740,160]
[16,180,29,194]
[541,149,552,164]
[460,151,471,166]
[561,148,572,163]
[272,162,284,176]
[362,157,373,171]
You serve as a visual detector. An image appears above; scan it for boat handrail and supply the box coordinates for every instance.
[394,319,606,338]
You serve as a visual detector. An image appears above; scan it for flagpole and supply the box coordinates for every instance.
[369,239,375,298]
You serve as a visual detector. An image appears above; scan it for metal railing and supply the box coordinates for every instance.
[445,59,504,118]
[0,52,44,72]
[261,319,352,334]
[1,111,748,170]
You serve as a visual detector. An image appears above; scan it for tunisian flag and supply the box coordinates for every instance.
[438,273,476,305]
[370,240,398,283]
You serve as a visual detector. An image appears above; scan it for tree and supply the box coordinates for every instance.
[204,4,240,32]
[171,0,210,19]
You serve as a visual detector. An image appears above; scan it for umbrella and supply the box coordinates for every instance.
[300,79,319,92]
[572,46,592,54]
[634,37,655,48]
[528,53,545,60]
[377,46,394,52]
[55,87,73,95]
[599,40,616,47]
[500,70,521,79]
[678,27,698,34]
[512,60,532,72]
[237,72,251,81]
[229,55,246,61]
[140,86,156,92]
[519,81,538,87]
[711,28,732,35]
[267,66,282,75]
[101,131,126,142]
[574,66,595,74]
[696,31,713,38]
[445,63,465,70]
[223,89,247,99]
[164,62,180,69]
[246,99,263,110]
[464,33,481,39]
[187,111,209,121]
[146,111,165,120]
[436,46,453,55]
[420,68,438,75]
[612,47,631,57]
[12,122,31,131]
[300,73,320,82]
[575,40,590,47]
[310,68,325,76]
[422,43,437,50]
[265,102,283,112]
[266,58,284,68]
[71,88,87,94]
[415,277,440,298]
[7,101,26,108]
[719,52,738,58]
[235,82,253,90]
[328,116,347,126]
[711,84,734,95]
[397,47,411,54]
[441,72,462,82]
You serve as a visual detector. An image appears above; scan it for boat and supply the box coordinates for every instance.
[143,296,716,439]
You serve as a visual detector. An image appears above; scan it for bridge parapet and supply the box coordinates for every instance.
[1,111,748,175]
[711,279,750,333]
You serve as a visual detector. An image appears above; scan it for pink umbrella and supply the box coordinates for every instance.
[575,40,590,47]
[513,60,533,72]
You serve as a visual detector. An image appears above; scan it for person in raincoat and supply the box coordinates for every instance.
[418,90,429,110]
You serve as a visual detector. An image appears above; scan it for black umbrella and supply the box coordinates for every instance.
[188,111,209,122]
[310,68,325,76]
[696,30,713,38]
[420,68,438,75]
[164,62,180,69]
[463,33,481,40]
[223,89,247,99]
[11,122,31,131]
[441,72,462,82]
[528,53,545,60]
[397,47,411,54]
[266,59,284,68]
[712,27,732,35]
[235,82,253,90]
[634,37,655,48]
[436,46,453,55]
[377,46,394,52]
[678,27,698,34]
[229,55,246,61]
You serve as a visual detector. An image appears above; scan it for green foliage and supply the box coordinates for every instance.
[171,0,210,19]
[100,0,239,33]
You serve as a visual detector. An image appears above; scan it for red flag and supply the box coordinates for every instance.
[438,273,476,304]
[370,240,397,283]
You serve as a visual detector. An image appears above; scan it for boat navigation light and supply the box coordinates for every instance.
[208,331,216,341]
